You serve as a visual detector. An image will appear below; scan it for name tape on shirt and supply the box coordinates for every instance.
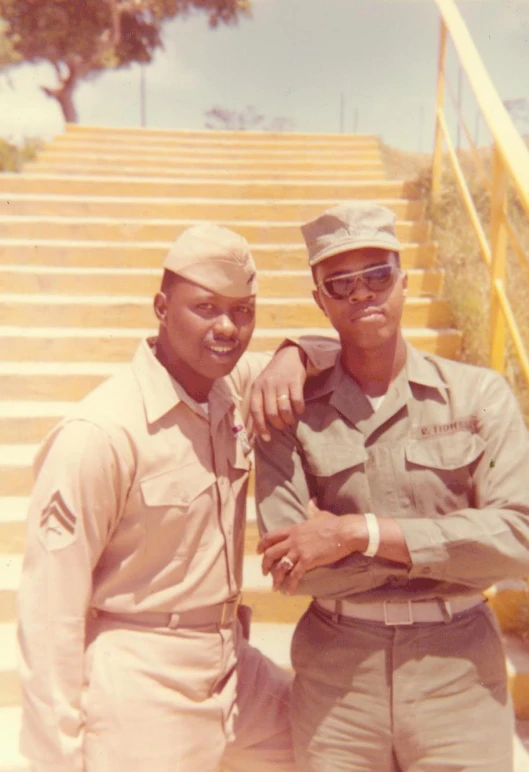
[411,417,478,439]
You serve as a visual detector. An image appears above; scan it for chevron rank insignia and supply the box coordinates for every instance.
[39,491,78,551]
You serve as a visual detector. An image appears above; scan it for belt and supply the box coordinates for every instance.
[90,595,242,630]
[315,595,485,626]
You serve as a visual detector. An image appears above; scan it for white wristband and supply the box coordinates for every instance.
[362,512,380,558]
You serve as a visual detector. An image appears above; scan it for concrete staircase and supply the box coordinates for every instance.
[0,124,528,769]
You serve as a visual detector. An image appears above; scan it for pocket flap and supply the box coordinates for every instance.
[405,433,485,471]
[228,438,253,472]
[140,464,215,507]
[305,443,368,476]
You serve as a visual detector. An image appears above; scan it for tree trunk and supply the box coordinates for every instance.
[55,83,78,123]
[42,66,79,123]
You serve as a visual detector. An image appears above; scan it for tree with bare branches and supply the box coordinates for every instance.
[205,104,295,132]
[0,0,251,123]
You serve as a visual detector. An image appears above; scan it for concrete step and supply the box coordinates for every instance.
[0,295,451,332]
[0,194,423,221]
[0,326,462,364]
[0,622,19,707]
[0,266,443,298]
[44,142,383,161]
[0,361,123,401]
[28,161,386,181]
[0,240,438,269]
[33,151,384,172]
[0,446,38,497]
[0,706,28,771]
[0,174,420,200]
[0,217,429,244]
[0,555,20,623]
[0,498,28,555]
[61,125,381,148]
[0,402,71,444]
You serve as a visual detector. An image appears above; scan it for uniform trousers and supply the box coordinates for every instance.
[82,614,296,771]
[290,601,513,772]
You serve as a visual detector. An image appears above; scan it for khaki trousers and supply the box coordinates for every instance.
[82,615,296,771]
[291,602,513,772]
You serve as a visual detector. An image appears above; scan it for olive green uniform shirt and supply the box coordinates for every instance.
[256,344,529,601]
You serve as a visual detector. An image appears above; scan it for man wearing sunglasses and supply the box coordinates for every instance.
[254,201,529,771]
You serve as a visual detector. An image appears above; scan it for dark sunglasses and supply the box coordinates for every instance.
[318,263,400,300]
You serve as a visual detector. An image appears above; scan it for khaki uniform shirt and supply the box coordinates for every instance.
[256,344,529,601]
[18,337,335,769]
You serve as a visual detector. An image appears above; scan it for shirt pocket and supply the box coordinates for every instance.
[140,463,217,560]
[405,432,485,515]
[303,443,369,513]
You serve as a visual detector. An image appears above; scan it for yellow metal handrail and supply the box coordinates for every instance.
[431,0,529,388]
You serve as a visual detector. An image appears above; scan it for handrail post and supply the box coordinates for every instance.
[489,145,508,374]
[431,18,447,205]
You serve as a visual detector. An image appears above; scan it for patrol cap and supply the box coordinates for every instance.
[163,223,258,298]
[301,201,402,268]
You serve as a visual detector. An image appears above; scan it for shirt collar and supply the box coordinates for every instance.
[405,343,448,392]
[131,339,188,424]
[131,339,238,425]
[305,342,448,403]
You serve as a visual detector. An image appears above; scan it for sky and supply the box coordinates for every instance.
[0,0,528,152]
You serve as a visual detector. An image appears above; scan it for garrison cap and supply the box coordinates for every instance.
[301,201,402,267]
[163,223,257,298]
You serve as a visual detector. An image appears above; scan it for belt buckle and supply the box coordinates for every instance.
[383,600,414,626]
[220,594,242,626]
[168,611,181,629]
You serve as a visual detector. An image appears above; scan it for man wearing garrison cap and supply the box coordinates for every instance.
[255,201,529,771]
[17,223,337,772]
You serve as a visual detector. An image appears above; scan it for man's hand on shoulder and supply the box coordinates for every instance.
[250,345,308,441]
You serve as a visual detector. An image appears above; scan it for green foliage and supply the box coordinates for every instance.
[0,0,250,69]
[1,1,113,68]
[0,137,41,171]
[149,0,251,27]
[381,142,529,427]
[425,159,529,425]
[0,16,20,68]
[0,0,251,120]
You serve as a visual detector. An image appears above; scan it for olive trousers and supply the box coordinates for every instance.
[291,602,513,772]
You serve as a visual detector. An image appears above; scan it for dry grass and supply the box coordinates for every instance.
[0,138,42,172]
[381,142,529,425]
